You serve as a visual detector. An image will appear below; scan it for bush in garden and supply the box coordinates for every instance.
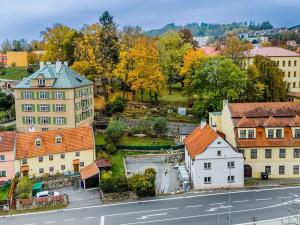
[105,96,126,116]
[129,119,151,136]
[101,171,113,180]
[128,168,156,197]
[104,143,117,154]
[104,119,126,145]
[153,117,168,137]
[100,176,129,193]
[96,151,110,160]
[15,177,33,199]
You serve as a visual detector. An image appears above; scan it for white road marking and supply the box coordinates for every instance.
[24,224,35,225]
[100,216,105,225]
[44,222,56,224]
[256,198,272,201]
[210,202,226,206]
[84,216,95,219]
[233,200,249,203]
[64,219,76,222]
[278,196,291,199]
[185,204,203,208]
[105,207,178,217]
[137,213,167,220]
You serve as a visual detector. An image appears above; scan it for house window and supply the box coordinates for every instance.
[55,135,62,144]
[279,166,285,175]
[39,168,44,174]
[35,138,42,147]
[204,162,211,170]
[240,130,247,139]
[49,155,53,161]
[24,104,33,112]
[288,71,291,77]
[55,92,64,99]
[295,129,300,138]
[0,155,5,161]
[41,128,48,132]
[294,60,297,66]
[251,149,257,159]
[228,161,235,168]
[294,165,299,175]
[24,92,33,99]
[61,165,65,170]
[217,150,221,156]
[227,176,235,183]
[80,162,84,167]
[265,149,272,158]
[279,149,286,158]
[38,79,45,86]
[55,104,65,112]
[283,61,286,67]
[49,167,54,173]
[40,104,49,112]
[248,130,255,139]
[39,91,49,99]
[25,117,33,124]
[61,154,65,159]
[41,117,49,124]
[294,149,300,158]
[294,71,297,77]
[38,157,43,162]
[288,60,291,66]
[204,177,211,184]
[293,82,296,88]
[267,129,274,138]
[22,159,27,165]
[76,152,80,157]
[0,171,6,177]
[55,117,65,125]
[265,166,271,175]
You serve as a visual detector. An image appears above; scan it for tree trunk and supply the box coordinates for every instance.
[101,77,108,101]
[169,82,172,95]
[149,91,152,102]
[132,91,135,101]
[140,89,144,102]
[122,82,126,99]
[154,92,158,103]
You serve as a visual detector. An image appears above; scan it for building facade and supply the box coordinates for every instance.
[214,101,300,178]
[0,131,16,182]
[184,124,244,189]
[6,51,28,67]
[15,127,95,177]
[245,47,300,92]
[14,62,94,132]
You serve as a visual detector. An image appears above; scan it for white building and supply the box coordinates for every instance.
[184,124,244,189]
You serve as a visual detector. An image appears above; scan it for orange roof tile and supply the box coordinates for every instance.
[201,47,221,56]
[0,131,16,152]
[246,47,300,57]
[184,125,219,159]
[290,115,300,127]
[80,162,99,180]
[16,127,94,159]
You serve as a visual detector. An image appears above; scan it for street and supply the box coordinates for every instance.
[1,186,300,225]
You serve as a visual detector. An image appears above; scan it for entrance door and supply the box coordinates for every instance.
[244,165,252,178]
[73,164,79,173]
[23,170,29,177]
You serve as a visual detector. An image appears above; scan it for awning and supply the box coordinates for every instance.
[21,165,29,172]
[80,163,99,180]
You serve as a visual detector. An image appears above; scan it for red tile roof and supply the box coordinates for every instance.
[288,92,300,98]
[246,47,300,57]
[201,47,220,56]
[290,115,300,127]
[80,162,99,180]
[96,159,112,168]
[184,125,219,159]
[0,131,16,152]
[16,127,94,159]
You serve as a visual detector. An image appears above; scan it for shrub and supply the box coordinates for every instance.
[153,117,168,137]
[129,119,151,136]
[104,143,117,154]
[128,168,156,197]
[104,119,126,145]
[101,171,113,180]
[11,62,16,67]
[100,176,129,193]
[105,96,126,116]
[96,151,110,160]
[15,177,33,199]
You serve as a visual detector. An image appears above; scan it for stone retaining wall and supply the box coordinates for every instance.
[99,189,137,204]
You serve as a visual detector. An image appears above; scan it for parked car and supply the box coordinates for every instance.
[36,191,59,198]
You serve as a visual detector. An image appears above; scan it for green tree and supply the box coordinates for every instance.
[104,119,126,145]
[128,168,156,197]
[15,177,33,199]
[158,31,191,94]
[96,11,120,100]
[153,117,168,137]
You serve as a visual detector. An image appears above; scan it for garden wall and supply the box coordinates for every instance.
[16,195,67,210]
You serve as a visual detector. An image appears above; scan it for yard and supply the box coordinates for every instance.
[0,186,9,200]
[0,67,30,80]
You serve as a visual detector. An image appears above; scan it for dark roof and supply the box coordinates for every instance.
[96,159,112,168]
[179,125,197,135]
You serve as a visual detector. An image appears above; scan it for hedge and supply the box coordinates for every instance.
[95,144,184,151]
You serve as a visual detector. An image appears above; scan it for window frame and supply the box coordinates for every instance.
[204,177,211,184]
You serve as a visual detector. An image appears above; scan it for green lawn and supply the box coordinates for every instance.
[95,133,105,145]
[119,136,174,146]
[111,151,153,177]
[0,67,30,80]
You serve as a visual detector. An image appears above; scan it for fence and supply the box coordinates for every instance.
[96,144,185,151]
[16,195,67,210]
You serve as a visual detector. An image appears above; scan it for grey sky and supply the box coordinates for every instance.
[0,0,299,42]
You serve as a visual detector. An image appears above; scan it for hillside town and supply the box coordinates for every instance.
[1,2,300,225]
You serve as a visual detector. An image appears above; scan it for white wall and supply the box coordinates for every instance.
[188,137,244,189]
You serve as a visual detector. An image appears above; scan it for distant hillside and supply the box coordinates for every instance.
[145,23,183,37]
[290,24,300,30]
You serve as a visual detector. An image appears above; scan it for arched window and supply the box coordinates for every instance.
[35,138,42,147]
[55,135,62,144]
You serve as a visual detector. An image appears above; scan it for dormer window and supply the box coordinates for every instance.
[55,135,62,144]
[240,130,246,139]
[35,138,42,147]
[275,129,282,138]
[267,128,283,139]
[295,129,300,138]
[267,129,274,138]
[38,79,45,86]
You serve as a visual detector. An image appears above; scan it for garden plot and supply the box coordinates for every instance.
[124,154,183,194]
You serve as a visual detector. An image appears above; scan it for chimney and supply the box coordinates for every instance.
[56,60,62,73]
[64,61,68,67]
[39,61,45,70]
[200,118,207,129]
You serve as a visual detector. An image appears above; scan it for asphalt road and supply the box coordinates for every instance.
[2,186,300,225]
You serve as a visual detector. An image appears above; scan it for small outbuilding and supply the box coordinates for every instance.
[96,159,112,172]
[80,163,100,190]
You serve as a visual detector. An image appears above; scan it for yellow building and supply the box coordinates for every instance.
[15,127,95,177]
[6,51,28,67]
[245,47,300,92]
[211,100,300,178]
[14,61,94,132]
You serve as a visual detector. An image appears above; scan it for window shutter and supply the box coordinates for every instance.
[21,92,24,99]
[37,104,40,112]
[36,92,39,99]
[38,117,40,124]
[48,104,51,112]
[63,104,66,112]
[53,117,56,124]
[48,117,51,124]
[32,104,35,112]
[52,104,55,112]
[22,117,25,124]
[64,117,67,124]
[46,92,49,99]
[62,92,65,99]
[33,117,36,124]
[32,92,35,99]
[22,104,24,112]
